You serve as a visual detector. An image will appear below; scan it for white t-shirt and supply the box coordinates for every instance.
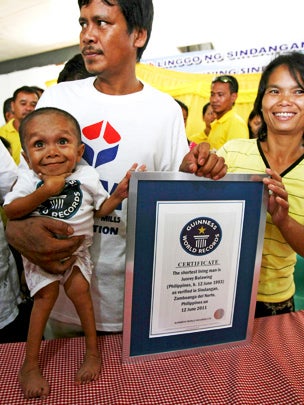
[5,165,108,297]
[0,141,21,329]
[5,165,108,237]
[0,141,18,204]
[37,77,189,331]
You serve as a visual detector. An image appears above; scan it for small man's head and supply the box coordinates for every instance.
[19,107,84,176]
[210,75,239,119]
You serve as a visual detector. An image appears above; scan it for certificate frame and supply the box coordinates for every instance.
[122,172,268,363]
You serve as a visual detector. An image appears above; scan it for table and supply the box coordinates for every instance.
[1,311,304,405]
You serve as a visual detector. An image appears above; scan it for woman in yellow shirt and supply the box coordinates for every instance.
[217,52,304,317]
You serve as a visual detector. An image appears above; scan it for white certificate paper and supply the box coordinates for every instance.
[149,201,245,337]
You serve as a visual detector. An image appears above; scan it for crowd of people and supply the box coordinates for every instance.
[179,75,262,149]
[0,0,303,400]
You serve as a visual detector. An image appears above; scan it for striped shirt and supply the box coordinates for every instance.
[217,138,304,303]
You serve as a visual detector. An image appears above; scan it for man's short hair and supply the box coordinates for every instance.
[12,86,39,101]
[212,75,239,93]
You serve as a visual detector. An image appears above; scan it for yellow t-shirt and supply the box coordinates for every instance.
[217,138,304,303]
[208,109,249,151]
[188,130,209,146]
[0,119,21,165]
[189,131,208,144]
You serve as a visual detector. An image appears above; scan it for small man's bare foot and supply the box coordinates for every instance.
[19,364,50,399]
[75,352,101,384]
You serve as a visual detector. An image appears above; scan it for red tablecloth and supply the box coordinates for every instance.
[1,311,304,404]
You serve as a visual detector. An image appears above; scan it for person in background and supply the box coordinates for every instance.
[0,136,12,156]
[57,53,95,83]
[175,99,190,146]
[0,137,13,224]
[0,140,32,344]
[247,108,263,139]
[182,51,304,318]
[208,75,248,150]
[0,86,39,165]
[0,136,28,295]
[5,0,225,341]
[202,102,216,137]
[189,102,216,149]
[174,99,189,128]
[31,86,45,99]
[4,107,143,399]
[3,97,14,123]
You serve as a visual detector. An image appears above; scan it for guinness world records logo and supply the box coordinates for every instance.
[180,217,222,256]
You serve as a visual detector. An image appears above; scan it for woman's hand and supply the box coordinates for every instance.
[263,168,289,226]
[263,168,304,256]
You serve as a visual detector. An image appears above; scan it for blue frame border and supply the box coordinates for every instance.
[123,172,268,362]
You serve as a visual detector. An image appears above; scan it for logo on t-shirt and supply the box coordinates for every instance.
[180,217,222,256]
[81,121,121,168]
[37,180,83,220]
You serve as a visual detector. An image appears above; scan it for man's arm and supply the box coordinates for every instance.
[6,217,84,274]
[179,142,227,179]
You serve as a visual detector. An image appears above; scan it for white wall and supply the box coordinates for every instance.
[1,0,303,125]
[0,64,64,126]
[149,0,304,57]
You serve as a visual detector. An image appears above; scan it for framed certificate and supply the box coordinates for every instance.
[122,172,268,363]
